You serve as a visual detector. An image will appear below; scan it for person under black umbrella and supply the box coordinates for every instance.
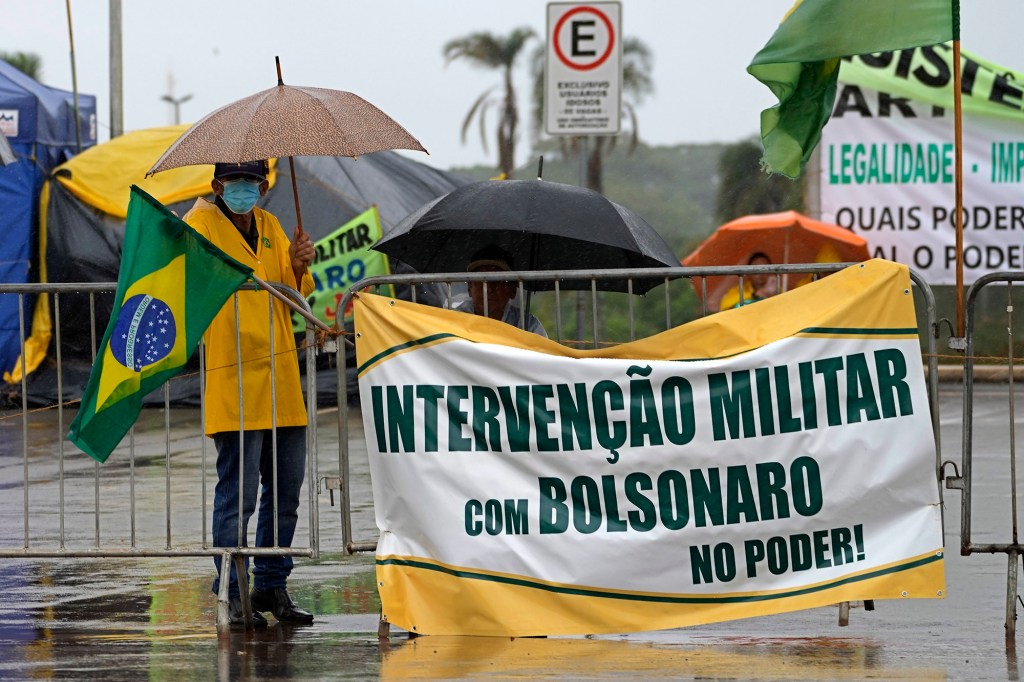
[456,245,547,338]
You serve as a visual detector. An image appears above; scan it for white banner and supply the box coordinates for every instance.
[356,260,945,636]
[820,47,1024,285]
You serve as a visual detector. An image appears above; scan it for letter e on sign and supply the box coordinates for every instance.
[544,2,622,136]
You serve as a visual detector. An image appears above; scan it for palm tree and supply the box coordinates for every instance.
[443,28,535,179]
[0,51,43,81]
[530,37,653,194]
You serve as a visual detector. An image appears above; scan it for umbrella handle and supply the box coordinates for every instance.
[274,58,303,238]
[288,156,304,238]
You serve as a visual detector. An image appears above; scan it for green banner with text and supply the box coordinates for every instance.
[293,206,392,332]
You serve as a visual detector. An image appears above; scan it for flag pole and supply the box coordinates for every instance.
[953,9,964,336]
[64,0,83,153]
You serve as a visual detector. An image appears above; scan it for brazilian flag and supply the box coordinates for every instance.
[748,0,956,178]
[68,186,253,462]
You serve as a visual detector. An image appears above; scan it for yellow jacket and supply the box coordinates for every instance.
[719,282,758,310]
[183,198,315,435]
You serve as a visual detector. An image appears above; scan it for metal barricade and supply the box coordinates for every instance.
[950,272,1024,636]
[0,264,943,631]
[0,281,324,626]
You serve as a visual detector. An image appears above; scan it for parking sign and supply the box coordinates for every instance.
[544,2,622,136]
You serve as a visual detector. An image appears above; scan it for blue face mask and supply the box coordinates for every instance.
[220,179,261,214]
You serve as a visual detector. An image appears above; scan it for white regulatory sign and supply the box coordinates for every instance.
[544,2,622,136]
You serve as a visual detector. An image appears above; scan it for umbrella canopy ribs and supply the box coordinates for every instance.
[373,179,679,294]
[147,84,426,174]
[147,57,427,238]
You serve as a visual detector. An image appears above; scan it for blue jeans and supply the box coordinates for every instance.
[211,426,306,598]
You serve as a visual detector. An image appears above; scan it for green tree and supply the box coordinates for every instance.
[443,28,535,179]
[0,51,42,81]
[530,37,653,193]
[715,138,804,224]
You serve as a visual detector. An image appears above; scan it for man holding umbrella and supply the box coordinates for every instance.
[184,159,316,627]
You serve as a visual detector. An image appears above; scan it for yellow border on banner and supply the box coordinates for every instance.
[377,550,944,637]
[354,260,917,376]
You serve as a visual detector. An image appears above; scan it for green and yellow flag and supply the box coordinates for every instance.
[68,186,253,462]
[748,0,957,178]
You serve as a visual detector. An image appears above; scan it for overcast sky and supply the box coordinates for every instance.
[6,1,1022,171]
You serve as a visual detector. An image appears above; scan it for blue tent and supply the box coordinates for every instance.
[0,60,96,373]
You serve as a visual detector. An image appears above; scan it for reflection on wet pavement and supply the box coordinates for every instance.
[0,550,1004,681]
[379,635,943,680]
[0,555,385,680]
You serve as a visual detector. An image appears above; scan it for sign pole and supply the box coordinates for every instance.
[546,2,623,345]
[576,135,589,340]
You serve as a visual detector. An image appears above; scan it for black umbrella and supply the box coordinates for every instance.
[371,179,678,294]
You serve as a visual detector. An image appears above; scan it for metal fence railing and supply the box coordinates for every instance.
[0,281,327,628]
[0,264,946,632]
[949,272,1024,636]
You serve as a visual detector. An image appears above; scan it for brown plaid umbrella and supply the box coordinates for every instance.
[147,58,426,234]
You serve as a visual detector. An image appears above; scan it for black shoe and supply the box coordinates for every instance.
[250,587,314,624]
[228,596,268,628]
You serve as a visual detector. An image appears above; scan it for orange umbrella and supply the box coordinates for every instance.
[682,210,870,310]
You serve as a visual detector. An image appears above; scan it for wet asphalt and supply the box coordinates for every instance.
[1,382,1024,680]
